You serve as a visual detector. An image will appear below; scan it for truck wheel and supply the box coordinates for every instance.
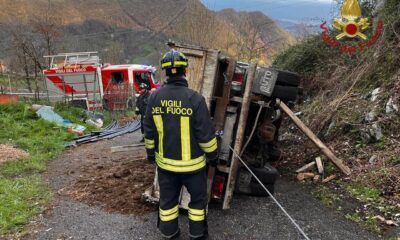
[276,70,301,87]
[272,85,299,101]
[250,164,279,184]
[249,182,275,196]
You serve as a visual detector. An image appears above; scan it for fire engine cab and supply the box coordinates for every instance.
[43,52,158,111]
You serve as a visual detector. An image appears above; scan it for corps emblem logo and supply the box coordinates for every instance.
[320,0,383,54]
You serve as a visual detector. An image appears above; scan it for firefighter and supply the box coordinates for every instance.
[136,81,151,142]
[144,50,218,240]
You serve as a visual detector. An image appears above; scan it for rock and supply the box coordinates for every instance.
[360,130,372,143]
[386,97,399,114]
[365,110,377,122]
[369,123,383,141]
[313,175,321,183]
[370,88,381,102]
[369,155,378,164]
[385,220,398,226]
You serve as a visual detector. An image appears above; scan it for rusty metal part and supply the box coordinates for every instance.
[257,122,276,144]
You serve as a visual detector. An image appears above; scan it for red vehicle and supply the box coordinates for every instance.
[43,52,158,111]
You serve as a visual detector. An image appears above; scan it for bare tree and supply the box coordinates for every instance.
[179,0,219,47]
[31,2,63,67]
[103,42,124,64]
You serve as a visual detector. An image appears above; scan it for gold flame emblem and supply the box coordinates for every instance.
[333,0,370,40]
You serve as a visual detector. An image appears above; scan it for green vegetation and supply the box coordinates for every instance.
[0,176,51,233]
[315,186,341,207]
[345,212,362,223]
[0,103,75,235]
[346,184,382,203]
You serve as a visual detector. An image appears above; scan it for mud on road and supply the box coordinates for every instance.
[45,132,156,216]
[65,156,156,215]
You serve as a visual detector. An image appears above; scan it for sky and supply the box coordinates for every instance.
[201,0,339,23]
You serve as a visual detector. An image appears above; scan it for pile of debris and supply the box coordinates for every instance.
[296,157,337,183]
[33,105,86,134]
[65,154,156,215]
[0,144,29,163]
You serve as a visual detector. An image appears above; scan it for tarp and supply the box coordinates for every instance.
[36,106,86,133]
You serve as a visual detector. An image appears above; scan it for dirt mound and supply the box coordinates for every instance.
[0,144,29,163]
[66,155,157,215]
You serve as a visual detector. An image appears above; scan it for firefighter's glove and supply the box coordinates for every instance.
[206,151,218,167]
[147,154,155,164]
[146,149,155,164]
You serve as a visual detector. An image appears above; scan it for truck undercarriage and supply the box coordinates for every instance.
[143,42,303,209]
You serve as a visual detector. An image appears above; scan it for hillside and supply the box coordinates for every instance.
[0,0,294,71]
[273,0,400,236]
[217,9,296,63]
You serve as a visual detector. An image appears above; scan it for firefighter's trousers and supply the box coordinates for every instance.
[158,168,208,239]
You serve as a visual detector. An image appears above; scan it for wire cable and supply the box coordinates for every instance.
[229,146,311,240]
[240,102,264,156]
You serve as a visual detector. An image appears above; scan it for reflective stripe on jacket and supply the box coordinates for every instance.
[144,76,217,173]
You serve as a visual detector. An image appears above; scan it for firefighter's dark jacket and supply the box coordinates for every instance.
[144,76,217,173]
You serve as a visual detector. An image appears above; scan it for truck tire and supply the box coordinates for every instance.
[250,164,279,184]
[276,70,301,87]
[249,182,275,196]
[272,85,299,101]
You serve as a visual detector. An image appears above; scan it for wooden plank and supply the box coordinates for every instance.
[322,174,337,183]
[213,60,236,132]
[297,172,315,181]
[179,48,204,57]
[316,157,324,174]
[278,100,351,176]
[201,50,220,108]
[222,63,257,210]
[175,47,206,93]
[110,143,145,153]
[295,162,316,173]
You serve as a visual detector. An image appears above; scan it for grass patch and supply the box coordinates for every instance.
[0,103,74,178]
[0,176,51,235]
[346,184,382,203]
[0,102,75,235]
[345,212,362,223]
[315,186,341,207]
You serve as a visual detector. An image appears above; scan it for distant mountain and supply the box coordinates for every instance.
[202,0,334,22]
[0,0,295,69]
[276,19,321,38]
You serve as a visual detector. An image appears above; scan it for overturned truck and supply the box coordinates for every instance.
[144,42,303,210]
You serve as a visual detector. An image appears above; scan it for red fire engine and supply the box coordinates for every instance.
[43,52,158,110]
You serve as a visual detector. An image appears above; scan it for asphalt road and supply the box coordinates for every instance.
[32,181,380,240]
[27,132,380,240]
